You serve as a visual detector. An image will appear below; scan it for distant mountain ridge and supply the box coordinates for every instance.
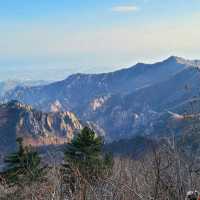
[2,56,200,141]
[0,80,49,97]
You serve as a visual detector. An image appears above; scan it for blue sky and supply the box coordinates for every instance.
[0,0,200,81]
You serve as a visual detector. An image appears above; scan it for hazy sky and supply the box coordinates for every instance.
[0,0,200,81]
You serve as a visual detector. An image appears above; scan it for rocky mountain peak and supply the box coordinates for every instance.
[165,56,200,68]
[0,101,83,161]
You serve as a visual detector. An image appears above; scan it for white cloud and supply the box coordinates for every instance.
[112,5,139,13]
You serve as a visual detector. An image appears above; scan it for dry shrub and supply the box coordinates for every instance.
[1,141,200,200]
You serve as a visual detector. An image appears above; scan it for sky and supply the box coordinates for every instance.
[0,0,200,81]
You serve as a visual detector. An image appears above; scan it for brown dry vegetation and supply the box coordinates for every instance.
[1,138,200,200]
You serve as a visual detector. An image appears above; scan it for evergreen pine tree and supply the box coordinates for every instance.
[64,127,113,183]
[4,137,45,186]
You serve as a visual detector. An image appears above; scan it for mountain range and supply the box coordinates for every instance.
[2,56,200,141]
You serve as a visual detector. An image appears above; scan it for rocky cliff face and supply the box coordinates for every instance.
[0,101,82,162]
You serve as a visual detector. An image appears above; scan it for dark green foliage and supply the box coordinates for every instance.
[64,127,113,181]
[104,135,155,158]
[4,137,45,185]
[104,152,114,168]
